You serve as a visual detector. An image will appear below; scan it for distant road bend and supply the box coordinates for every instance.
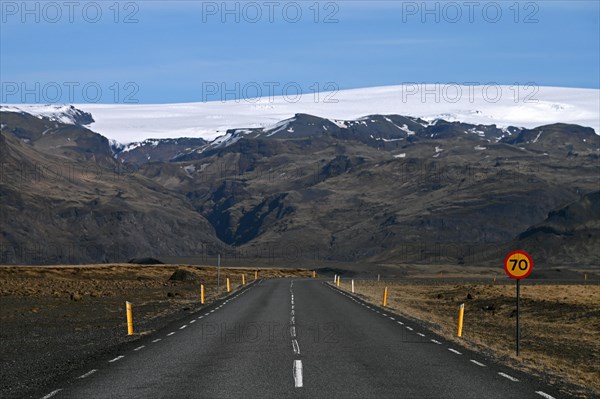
[41,279,564,399]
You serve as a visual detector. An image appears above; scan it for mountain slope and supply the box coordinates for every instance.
[509,191,600,266]
[135,115,599,266]
[1,109,598,266]
[0,114,224,264]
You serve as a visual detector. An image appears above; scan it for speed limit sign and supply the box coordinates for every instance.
[504,250,533,279]
[503,249,533,357]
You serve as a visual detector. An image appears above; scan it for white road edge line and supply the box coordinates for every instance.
[41,389,63,399]
[180,325,187,330]
[167,332,175,336]
[535,391,557,399]
[470,360,486,367]
[291,326,296,337]
[498,372,519,382]
[108,355,124,363]
[77,369,97,379]
[417,333,425,337]
[134,345,145,351]
[448,348,462,355]
[152,339,161,343]
[293,360,303,388]
[431,339,441,344]
[406,326,413,331]
[190,320,196,324]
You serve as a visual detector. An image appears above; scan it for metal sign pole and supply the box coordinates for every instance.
[516,279,520,356]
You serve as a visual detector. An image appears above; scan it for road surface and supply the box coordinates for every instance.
[38,278,563,399]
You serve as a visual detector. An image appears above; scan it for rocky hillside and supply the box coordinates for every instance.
[508,191,600,266]
[1,109,598,266]
[0,113,225,264]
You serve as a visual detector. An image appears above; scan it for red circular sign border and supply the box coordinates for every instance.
[504,250,534,280]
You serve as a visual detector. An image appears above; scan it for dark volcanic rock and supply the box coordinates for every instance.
[128,257,164,265]
[168,269,199,281]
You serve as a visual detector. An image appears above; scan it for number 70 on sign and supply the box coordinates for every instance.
[504,250,533,279]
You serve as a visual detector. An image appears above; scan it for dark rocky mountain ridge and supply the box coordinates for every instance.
[1,108,598,266]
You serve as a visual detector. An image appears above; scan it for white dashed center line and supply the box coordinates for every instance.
[293,360,303,388]
[108,355,124,363]
[448,348,462,355]
[152,338,161,343]
[134,345,145,351]
[179,325,187,330]
[470,360,486,367]
[290,281,303,388]
[292,339,301,354]
[167,332,175,336]
[431,339,442,344]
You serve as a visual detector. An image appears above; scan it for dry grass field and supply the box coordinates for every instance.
[336,279,600,398]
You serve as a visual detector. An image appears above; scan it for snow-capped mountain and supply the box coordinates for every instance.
[3,85,598,144]
[0,104,94,126]
[2,104,598,266]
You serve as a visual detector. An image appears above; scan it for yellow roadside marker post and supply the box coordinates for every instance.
[351,279,355,293]
[242,274,246,285]
[227,277,231,293]
[382,287,388,307]
[255,270,258,280]
[126,301,134,336]
[201,284,205,305]
[336,275,340,287]
[457,303,465,337]
[312,270,316,278]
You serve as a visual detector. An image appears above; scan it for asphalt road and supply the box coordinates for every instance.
[38,279,564,399]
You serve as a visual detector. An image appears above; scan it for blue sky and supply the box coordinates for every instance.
[1,0,598,104]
